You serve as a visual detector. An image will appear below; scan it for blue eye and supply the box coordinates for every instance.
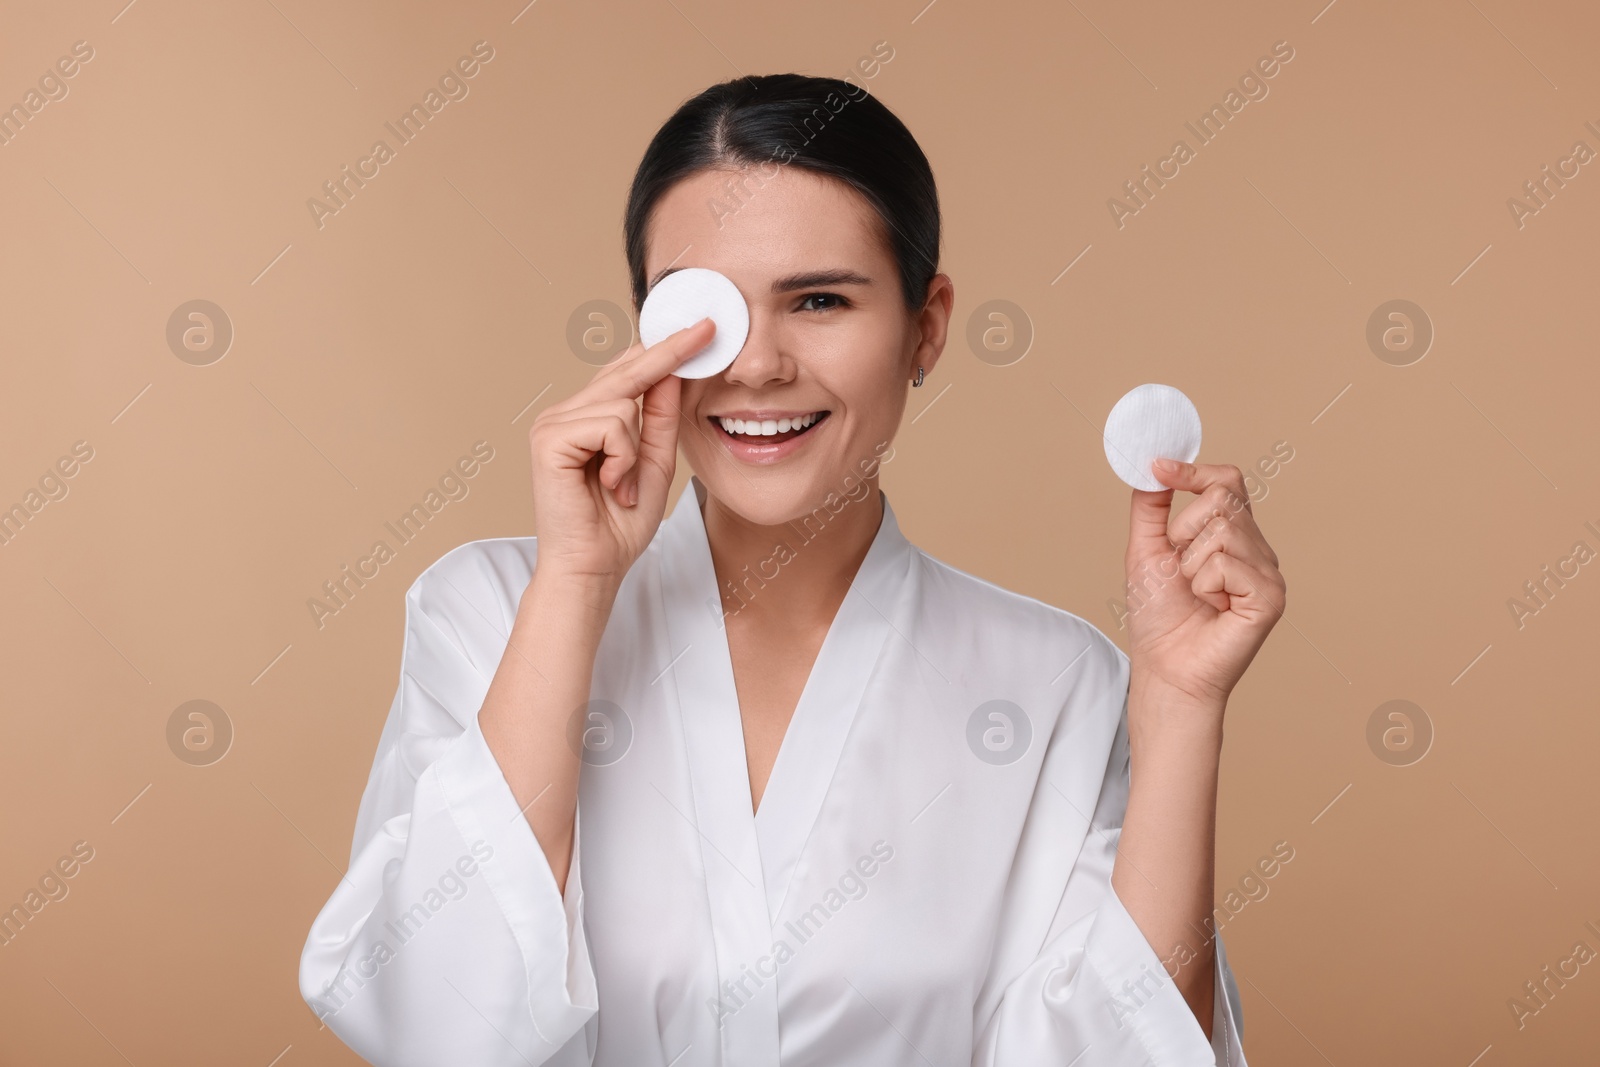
[800,292,850,313]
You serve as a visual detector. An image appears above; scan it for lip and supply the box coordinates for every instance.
[706,410,831,466]
[708,409,824,421]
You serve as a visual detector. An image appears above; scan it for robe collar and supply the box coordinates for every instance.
[651,473,915,1059]
[658,473,913,643]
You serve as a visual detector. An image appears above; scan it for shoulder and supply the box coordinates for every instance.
[405,535,539,631]
[912,546,1129,687]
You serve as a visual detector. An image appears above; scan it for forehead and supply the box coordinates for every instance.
[644,165,888,284]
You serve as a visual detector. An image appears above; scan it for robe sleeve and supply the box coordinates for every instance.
[297,541,600,1067]
[975,683,1248,1066]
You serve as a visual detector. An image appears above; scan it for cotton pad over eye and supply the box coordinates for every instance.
[638,267,750,379]
[1103,383,1203,491]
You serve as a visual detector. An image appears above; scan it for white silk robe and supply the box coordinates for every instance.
[300,475,1247,1066]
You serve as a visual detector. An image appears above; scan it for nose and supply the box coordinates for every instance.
[719,302,794,388]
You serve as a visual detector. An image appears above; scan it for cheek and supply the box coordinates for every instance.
[846,351,908,416]
[868,390,910,451]
[676,390,724,467]
[679,408,711,454]
[677,383,708,427]
[815,327,906,404]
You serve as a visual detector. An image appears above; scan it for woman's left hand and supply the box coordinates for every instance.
[1123,459,1286,713]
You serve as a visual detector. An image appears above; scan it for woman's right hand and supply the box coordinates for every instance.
[527,316,716,588]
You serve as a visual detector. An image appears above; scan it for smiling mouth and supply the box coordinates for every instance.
[710,411,831,445]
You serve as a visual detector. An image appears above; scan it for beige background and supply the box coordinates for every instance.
[2,0,1597,1063]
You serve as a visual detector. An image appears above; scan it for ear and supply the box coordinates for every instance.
[910,273,955,378]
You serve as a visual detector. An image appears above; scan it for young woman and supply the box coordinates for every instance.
[300,73,1283,1067]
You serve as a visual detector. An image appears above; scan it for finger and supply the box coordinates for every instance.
[1168,482,1253,547]
[1175,495,1279,570]
[1193,551,1285,624]
[534,396,640,476]
[1151,460,1252,516]
[627,373,683,510]
[1128,486,1179,562]
[539,414,640,497]
[1170,494,1275,567]
[592,416,641,491]
[540,396,641,435]
[540,394,661,509]
[1178,512,1277,580]
[586,317,716,405]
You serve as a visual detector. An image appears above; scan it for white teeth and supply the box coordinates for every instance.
[717,412,822,437]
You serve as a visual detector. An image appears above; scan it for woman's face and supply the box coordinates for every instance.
[641,165,952,527]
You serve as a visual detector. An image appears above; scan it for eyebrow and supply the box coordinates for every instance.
[647,265,873,293]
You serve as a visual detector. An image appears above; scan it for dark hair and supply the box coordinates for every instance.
[623,73,941,316]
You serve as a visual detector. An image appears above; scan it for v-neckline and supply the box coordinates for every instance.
[657,475,912,922]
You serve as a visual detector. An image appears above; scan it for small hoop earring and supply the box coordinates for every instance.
[912,366,925,388]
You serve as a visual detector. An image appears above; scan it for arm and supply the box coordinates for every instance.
[480,315,714,892]
[972,639,1246,1066]
[1118,457,1286,1040]
[299,319,714,1064]
[478,568,616,895]
[298,543,599,1067]
[1114,679,1224,1037]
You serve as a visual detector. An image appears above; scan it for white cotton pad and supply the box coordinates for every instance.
[1102,383,1203,491]
[638,267,750,379]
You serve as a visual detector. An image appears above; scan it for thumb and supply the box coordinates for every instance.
[632,374,682,504]
[1127,484,1176,563]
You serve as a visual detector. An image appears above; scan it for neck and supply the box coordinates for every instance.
[700,481,885,629]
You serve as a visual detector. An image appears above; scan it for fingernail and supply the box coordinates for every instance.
[1154,458,1178,472]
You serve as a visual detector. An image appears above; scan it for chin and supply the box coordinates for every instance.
[689,465,841,528]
